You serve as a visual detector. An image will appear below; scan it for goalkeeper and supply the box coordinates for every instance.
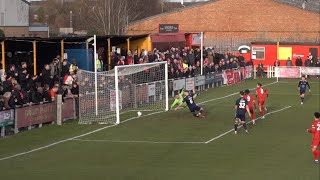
[171,88,198,110]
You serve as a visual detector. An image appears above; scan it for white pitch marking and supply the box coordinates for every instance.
[0,81,278,161]
[204,106,292,144]
[72,139,205,144]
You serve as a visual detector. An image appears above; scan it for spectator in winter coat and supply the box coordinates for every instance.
[31,87,43,104]
[41,64,52,87]
[19,68,29,91]
[6,64,18,79]
[286,57,292,66]
[295,56,303,66]
[61,60,69,78]
[186,50,195,66]
[315,58,320,67]
[305,57,312,67]
[48,85,59,102]
[2,76,13,93]
[71,82,79,97]
[50,59,59,79]
[12,84,23,107]
[42,84,51,102]
[274,60,280,67]
[28,75,38,91]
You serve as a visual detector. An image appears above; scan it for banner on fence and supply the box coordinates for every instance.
[301,67,320,76]
[205,74,215,84]
[224,70,234,85]
[110,90,122,111]
[186,77,195,91]
[0,110,14,127]
[16,103,56,129]
[173,79,185,91]
[233,70,241,84]
[148,83,156,96]
[214,73,222,83]
[62,98,76,121]
[15,98,76,129]
[195,76,206,86]
[245,66,253,79]
[276,67,301,78]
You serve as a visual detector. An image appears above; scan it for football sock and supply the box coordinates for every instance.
[251,113,255,120]
[260,111,264,116]
[314,150,320,160]
[301,97,304,102]
[234,124,238,132]
[243,123,247,130]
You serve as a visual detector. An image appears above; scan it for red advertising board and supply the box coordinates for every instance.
[62,98,76,121]
[225,70,234,85]
[16,98,76,129]
[233,70,241,84]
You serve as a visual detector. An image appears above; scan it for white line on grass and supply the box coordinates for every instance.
[72,139,205,144]
[204,106,292,144]
[0,81,278,161]
[72,106,291,145]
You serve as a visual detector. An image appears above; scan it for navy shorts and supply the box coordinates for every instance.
[189,105,201,113]
[235,113,246,122]
[300,89,306,95]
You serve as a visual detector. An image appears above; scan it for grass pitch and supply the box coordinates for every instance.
[0,78,319,180]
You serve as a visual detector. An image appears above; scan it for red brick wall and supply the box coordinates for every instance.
[127,0,320,43]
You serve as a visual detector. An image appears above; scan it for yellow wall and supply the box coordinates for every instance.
[119,36,152,55]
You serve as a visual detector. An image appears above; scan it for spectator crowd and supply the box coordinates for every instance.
[1,46,319,112]
[111,47,249,80]
[0,56,79,111]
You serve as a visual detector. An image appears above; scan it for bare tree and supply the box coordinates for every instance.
[38,0,163,35]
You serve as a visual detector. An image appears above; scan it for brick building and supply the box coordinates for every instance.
[127,0,320,50]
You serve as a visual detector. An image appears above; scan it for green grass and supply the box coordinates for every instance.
[0,78,319,180]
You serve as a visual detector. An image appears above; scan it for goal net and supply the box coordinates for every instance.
[78,62,169,124]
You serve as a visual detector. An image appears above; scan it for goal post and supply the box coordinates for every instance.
[79,61,169,125]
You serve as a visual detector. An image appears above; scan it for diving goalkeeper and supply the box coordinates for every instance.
[171,89,198,110]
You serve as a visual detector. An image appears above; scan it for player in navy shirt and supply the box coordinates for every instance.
[298,76,311,105]
[234,91,252,134]
[175,90,205,118]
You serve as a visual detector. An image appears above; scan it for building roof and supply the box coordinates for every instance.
[130,0,218,26]
[2,34,149,43]
[130,0,319,26]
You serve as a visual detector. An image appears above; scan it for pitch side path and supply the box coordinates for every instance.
[0,79,319,180]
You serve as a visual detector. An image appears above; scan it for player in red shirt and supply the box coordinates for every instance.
[244,89,257,125]
[256,83,268,119]
[307,112,320,164]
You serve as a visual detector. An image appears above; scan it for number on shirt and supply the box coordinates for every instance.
[189,97,193,104]
[239,102,246,109]
[246,96,251,102]
[317,123,320,131]
[260,88,264,94]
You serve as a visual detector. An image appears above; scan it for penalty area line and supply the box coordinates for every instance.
[204,106,292,144]
[0,81,278,161]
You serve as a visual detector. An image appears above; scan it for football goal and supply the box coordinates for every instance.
[78,61,169,125]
